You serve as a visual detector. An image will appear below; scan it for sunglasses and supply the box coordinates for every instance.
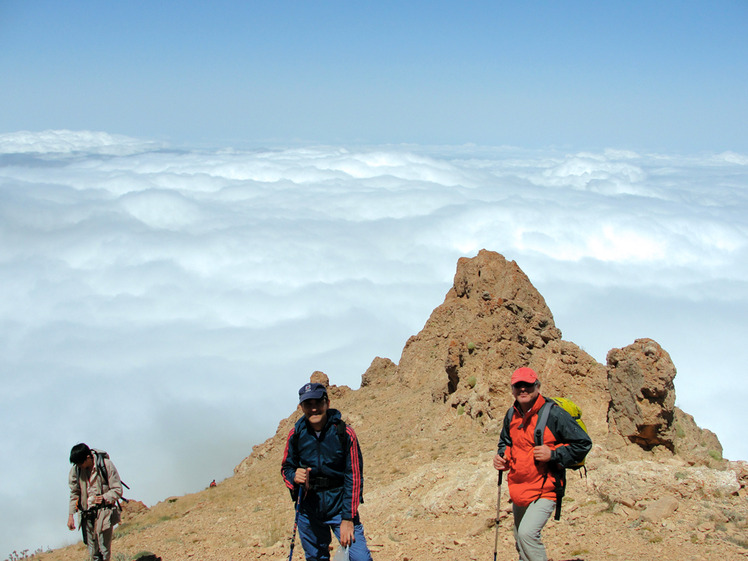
[512,382,537,392]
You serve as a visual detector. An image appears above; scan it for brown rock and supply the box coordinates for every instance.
[394,249,609,444]
[639,495,679,524]
[606,338,677,450]
[361,356,397,387]
[310,371,330,387]
[120,499,148,519]
[673,408,724,467]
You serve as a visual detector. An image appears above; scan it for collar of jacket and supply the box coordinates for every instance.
[514,393,547,428]
[303,408,342,432]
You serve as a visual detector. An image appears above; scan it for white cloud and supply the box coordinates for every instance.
[1,130,747,553]
[118,189,205,230]
[0,130,162,156]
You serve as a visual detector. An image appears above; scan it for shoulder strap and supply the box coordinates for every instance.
[534,400,554,446]
[533,400,566,520]
[335,419,349,449]
[94,452,110,488]
[291,417,305,463]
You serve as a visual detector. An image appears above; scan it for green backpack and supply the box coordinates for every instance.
[542,397,589,471]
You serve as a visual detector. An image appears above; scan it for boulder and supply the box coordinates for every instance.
[606,338,676,450]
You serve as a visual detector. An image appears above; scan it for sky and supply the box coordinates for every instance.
[1,0,747,555]
[1,1,747,151]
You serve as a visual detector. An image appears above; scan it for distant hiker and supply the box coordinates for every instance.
[282,382,373,561]
[210,479,217,488]
[493,368,592,561]
[67,443,124,561]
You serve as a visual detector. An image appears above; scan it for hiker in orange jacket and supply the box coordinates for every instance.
[493,368,591,561]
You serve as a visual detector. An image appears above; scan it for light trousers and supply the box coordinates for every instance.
[512,498,555,561]
[82,518,112,561]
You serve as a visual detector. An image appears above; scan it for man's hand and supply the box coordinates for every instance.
[67,514,76,531]
[340,519,355,547]
[493,454,507,471]
[294,467,311,488]
[533,445,552,463]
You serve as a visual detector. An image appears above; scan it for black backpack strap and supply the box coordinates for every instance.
[94,452,109,488]
[291,417,305,465]
[550,466,566,520]
[534,399,554,446]
[287,418,305,500]
[532,400,567,520]
[335,419,349,449]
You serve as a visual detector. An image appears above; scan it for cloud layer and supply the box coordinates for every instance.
[1,130,746,552]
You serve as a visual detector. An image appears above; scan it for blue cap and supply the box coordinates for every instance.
[298,382,327,403]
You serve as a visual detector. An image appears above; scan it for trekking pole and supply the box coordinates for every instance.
[493,470,503,561]
[288,486,303,561]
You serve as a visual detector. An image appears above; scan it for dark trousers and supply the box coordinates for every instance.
[297,511,372,561]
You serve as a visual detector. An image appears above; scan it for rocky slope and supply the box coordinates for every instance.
[37,250,747,561]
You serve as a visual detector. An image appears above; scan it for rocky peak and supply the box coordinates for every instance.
[607,338,677,450]
[387,249,607,440]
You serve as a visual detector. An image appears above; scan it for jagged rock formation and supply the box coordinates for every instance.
[395,251,610,441]
[607,338,678,451]
[40,250,747,561]
[605,337,726,470]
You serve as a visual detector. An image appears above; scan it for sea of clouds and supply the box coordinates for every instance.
[1,130,746,553]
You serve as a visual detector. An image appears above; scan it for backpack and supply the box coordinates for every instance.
[92,451,130,501]
[538,397,589,471]
[506,396,590,520]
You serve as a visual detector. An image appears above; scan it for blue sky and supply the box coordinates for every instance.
[1,1,747,555]
[2,1,746,150]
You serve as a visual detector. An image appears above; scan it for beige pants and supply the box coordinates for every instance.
[512,498,555,561]
[83,516,113,561]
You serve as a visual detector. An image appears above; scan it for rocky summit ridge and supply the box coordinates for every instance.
[39,250,747,561]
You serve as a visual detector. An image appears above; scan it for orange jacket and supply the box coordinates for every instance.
[497,394,590,507]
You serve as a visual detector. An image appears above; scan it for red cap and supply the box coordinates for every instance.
[511,367,538,385]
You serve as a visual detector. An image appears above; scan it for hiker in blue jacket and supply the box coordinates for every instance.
[282,382,373,561]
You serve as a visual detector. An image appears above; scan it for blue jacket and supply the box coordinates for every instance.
[281,409,365,521]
